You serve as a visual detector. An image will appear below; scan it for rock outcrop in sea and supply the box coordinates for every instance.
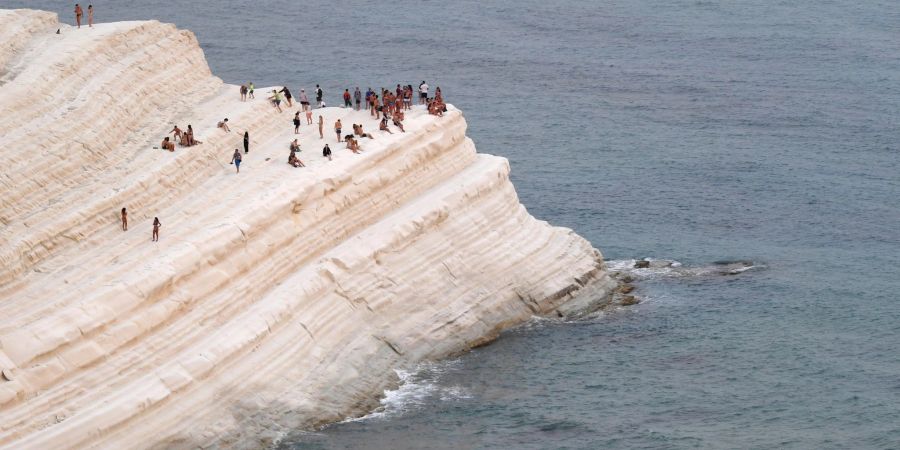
[0,9,616,448]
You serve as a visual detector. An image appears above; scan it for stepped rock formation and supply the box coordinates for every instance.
[0,9,616,449]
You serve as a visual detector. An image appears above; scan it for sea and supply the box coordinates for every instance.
[5,0,899,448]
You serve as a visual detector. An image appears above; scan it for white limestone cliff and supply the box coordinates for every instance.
[0,9,617,449]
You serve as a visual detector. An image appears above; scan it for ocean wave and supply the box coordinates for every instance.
[341,360,471,424]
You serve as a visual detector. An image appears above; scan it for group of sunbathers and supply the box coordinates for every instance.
[161,124,200,151]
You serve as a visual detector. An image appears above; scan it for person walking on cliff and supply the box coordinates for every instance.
[243,131,250,154]
[270,90,283,113]
[88,4,94,27]
[230,148,242,173]
[334,119,342,142]
[74,4,83,28]
[121,207,128,231]
[280,86,293,107]
[248,82,255,99]
[152,217,161,242]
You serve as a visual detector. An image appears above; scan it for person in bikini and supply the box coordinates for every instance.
[121,207,128,231]
[318,115,324,139]
[74,4,83,28]
[87,4,94,27]
[345,136,361,154]
[354,124,375,139]
[293,111,301,133]
[306,108,313,125]
[380,116,393,134]
[288,149,304,167]
[161,136,175,152]
[392,115,405,133]
[217,118,231,132]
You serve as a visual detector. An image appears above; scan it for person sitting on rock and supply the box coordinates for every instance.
[354,124,375,139]
[290,138,300,153]
[217,118,231,132]
[392,116,405,133]
[379,116,393,134]
[322,143,332,161]
[161,136,175,152]
[288,149,304,167]
[345,136,361,154]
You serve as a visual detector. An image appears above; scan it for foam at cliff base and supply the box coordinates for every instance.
[0,9,616,449]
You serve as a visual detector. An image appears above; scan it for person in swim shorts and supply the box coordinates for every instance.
[231,148,242,173]
[334,119,342,142]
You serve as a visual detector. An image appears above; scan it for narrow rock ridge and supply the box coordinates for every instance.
[0,10,616,449]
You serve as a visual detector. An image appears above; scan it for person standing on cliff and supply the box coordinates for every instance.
[152,217,161,242]
[230,148,242,173]
[343,89,352,108]
[299,89,310,111]
[334,119,342,142]
[315,85,324,108]
[293,111,301,134]
[318,115,324,139]
[419,81,428,105]
[243,131,250,154]
[248,82,255,99]
[240,84,248,101]
[121,207,128,231]
[74,4,83,28]
[87,5,93,27]
[354,87,362,110]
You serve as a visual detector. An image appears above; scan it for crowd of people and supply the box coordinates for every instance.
[148,80,447,238]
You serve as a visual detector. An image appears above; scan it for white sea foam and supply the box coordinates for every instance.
[342,360,470,423]
[607,259,759,280]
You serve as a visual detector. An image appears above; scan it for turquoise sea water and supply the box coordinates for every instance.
[6,0,899,448]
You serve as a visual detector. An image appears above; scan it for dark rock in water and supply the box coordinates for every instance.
[618,284,635,294]
[713,260,753,267]
[634,260,650,269]
[620,275,634,283]
[621,295,640,306]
